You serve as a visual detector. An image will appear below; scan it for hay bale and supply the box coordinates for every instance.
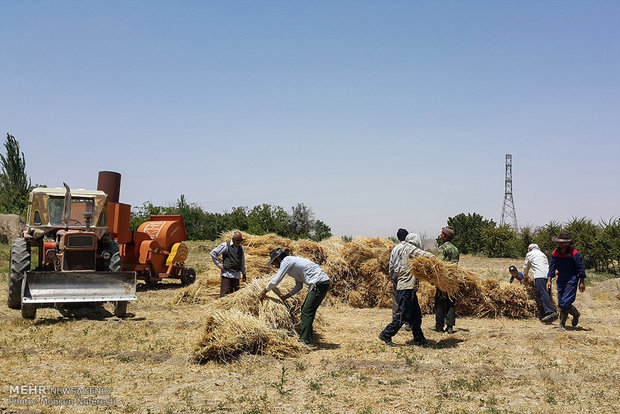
[192,277,308,362]
[192,309,304,362]
[409,256,462,295]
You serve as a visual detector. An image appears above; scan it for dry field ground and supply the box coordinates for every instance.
[1,241,619,414]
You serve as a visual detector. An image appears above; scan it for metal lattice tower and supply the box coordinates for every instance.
[500,154,518,230]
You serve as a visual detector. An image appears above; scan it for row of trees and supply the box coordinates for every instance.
[130,196,332,241]
[446,213,620,274]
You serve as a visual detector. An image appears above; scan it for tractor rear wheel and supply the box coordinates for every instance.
[7,238,31,309]
[113,301,128,317]
[181,267,196,286]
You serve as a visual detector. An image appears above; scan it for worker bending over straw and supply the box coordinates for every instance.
[258,248,331,347]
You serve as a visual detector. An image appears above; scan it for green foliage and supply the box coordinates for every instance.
[289,203,313,239]
[129,197,332,242]
[247,204,290,236]
[591,218,620,275]
[483,225,520,258]
[0,133,31,215]
[531,221,562,256]
[446,212,619,273]
[564,217,599,269]
[445,213,496,254]
[312,220,332,242]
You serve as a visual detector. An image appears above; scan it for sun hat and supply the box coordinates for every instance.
[267,248,289,265]
[552,232,572,243]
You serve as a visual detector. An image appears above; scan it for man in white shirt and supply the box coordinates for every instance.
[258,248,330,347]
[523,243,557,323]
[210,231,247,297]
[389,228,410,329]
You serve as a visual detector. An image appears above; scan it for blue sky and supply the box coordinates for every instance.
[1,1,619,238]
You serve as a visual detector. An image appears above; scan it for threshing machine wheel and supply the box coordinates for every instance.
[181,267,196,287]
[7,238,31,309]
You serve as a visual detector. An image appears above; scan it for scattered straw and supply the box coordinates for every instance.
[192,276,316,363]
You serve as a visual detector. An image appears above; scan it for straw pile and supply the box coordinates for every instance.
[174,232,394,308]
[177,231,543,319]
[323,237,394,308]
[173,231,327,305]
[412,260,540,318]
[192,276,309,362]
[409,256,462,295]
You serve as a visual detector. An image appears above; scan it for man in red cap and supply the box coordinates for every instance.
[547,232,586,330]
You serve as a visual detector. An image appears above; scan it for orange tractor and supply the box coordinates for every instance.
[98,171,196,287]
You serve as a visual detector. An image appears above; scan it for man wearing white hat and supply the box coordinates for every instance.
[523,243,557,323]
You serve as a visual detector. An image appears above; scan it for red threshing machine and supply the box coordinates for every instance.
[98,171,196,287]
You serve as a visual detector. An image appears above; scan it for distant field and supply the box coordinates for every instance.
[0,240,619,413]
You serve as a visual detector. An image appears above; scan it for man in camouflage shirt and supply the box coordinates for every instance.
[435,227,460,334]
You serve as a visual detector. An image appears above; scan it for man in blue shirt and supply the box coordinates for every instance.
[508,265,525,284]
[547,232,587,330]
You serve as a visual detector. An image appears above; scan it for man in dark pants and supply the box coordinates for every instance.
[210,231,247,297]
[258,248,330,347]
[379,233,433,347]
[523,243,557,323]
[389,228,409,329]
[435,227,459,334]
[547,233,586,330]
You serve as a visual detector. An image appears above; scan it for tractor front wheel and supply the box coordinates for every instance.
[21,303,36,319]
[113,301,128,318]
[7,238,31,309]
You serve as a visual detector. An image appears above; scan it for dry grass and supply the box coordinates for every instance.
[0,239,619,413]
[192,277,309,363]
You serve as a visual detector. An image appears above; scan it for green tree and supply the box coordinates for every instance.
[247,204,291,236]
[596,218,620,274]
[483,225,519,258]
[129,201,171,230]
[0,133,31,215]
[290,203,313,239]
[564,217,599,269]
[445,213,495,254]
[518,226,534,255]
[311,220,332,242]
[532,221,563,256]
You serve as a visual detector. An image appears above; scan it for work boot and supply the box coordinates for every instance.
[378,333,396,347]
[541,311,558,323]
[569,305,580,327]
[557,309,569,330]
[413,337,428,346]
